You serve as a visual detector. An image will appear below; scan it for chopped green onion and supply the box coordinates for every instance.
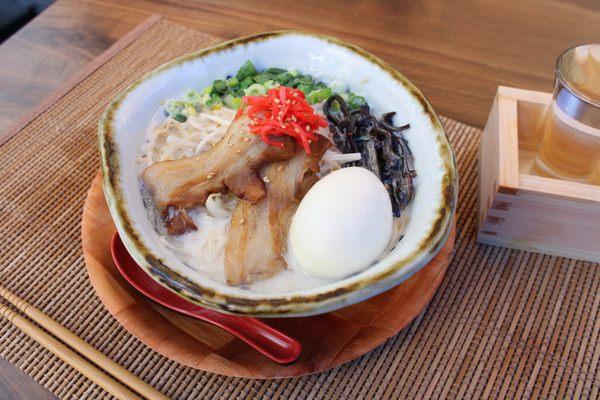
[348,93,367,109]
[265,67,286,75]
[226,77,239,88]
[276,72,293,84]
[230,97,243,109]
[236,60,257,80]
[223,95,243,109]
[206,94,223,109]
[239,76,254,89]
[328,99,341,112]
[172,113,187,123]
[185,89,202,103]
[165,100,183,115]
[199,91,211,107]
[297,75,314,85]
[171,62,364,116]
[296,84,313,95]
[306,87,333,104]
[253,74,271,84]
[244,83,267,96]
[263,80,279,90]
[211,79,228,94]
[184,104,197,116]
[164,99,195,116]
[289,75,314,89]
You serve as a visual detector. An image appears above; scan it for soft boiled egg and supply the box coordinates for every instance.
[289,166,393,280]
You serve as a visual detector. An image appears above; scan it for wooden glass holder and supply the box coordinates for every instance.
[478,86,600,262]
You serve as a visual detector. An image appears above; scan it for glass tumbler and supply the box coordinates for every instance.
[531,44,600,183]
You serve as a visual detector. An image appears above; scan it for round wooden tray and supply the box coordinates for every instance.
[81,174,455,378]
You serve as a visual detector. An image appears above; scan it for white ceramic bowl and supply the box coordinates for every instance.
[99,31,457,317]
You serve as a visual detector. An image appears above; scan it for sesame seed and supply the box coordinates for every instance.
[305,125,311,131]
[206,173,214,179]
[262,176,270,183]
[243,137,250,142]
[236,150,242,154]
[239,218,245,224]
[277,165,283,171]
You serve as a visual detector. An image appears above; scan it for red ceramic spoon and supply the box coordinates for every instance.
[110,233,302,364]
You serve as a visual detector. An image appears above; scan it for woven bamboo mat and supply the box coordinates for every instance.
[0,16,598,400]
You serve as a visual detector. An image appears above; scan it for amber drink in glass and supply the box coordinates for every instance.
[531,45,600,183]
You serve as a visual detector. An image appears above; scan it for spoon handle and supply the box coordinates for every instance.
[187,310,301,364]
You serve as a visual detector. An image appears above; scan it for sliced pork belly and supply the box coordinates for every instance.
[224,138,330,285]
[141,115,296,234]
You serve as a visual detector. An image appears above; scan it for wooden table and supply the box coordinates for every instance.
[0,0,599,398]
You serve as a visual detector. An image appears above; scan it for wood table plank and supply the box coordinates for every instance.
[0,0,599,139]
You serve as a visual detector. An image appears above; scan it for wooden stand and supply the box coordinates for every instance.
[478,86,600,262]
[82,173,455,378]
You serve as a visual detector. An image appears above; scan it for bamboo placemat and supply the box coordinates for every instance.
[0,16,598,400]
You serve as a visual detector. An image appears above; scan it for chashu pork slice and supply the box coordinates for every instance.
[141,115,297,234]
[224,137,330,285]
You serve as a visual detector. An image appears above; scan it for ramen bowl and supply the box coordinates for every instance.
[98,31,457,317]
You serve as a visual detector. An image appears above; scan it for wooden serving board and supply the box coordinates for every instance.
[81,173,455,378]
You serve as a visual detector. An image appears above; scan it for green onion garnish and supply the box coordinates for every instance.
[226,77,239,88]
[239,76,254,89]
[265,67,286,75]
[236,60,257,80]
[244,83,267,96]
[211,79,228,94]
[348,93,367,109]
[172,113,187,123]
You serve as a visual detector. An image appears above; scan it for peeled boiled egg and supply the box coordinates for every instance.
[289,167,393,280]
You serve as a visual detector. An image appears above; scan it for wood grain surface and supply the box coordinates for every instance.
[1,0,600,140]
[81,173,455,378]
